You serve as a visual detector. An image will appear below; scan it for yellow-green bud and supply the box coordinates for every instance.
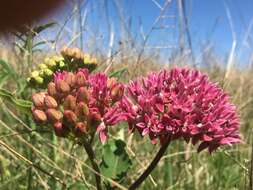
[27,77,31,83]
[38,63,48,70]
[34,76,44,84]
[39,69,45,76]
[58,61,65,68]
[53,55,64,62]
[46,59,57,67]
[83,54,91,63]
[43,69,53,76]
[31,71,39,78]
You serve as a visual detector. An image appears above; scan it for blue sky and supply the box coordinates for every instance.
[44,0,253,64]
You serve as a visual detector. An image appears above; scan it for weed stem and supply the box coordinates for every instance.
[83,138,102,190]
[129,137,171,190]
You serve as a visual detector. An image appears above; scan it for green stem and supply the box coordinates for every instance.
[50,133,57,189]
[83,138,102,190]
[129,137,171,190]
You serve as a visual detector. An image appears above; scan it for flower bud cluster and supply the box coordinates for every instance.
[61,46,97,72]
[31,68,124,143]
[27,48,98,89]
[27,55,65,88]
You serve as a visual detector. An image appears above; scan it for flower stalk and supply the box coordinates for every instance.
[129,137,171,190]
[82,138,102,190]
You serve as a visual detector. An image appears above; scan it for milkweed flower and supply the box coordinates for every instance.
[121,67,240,153]
[31,68,125,143]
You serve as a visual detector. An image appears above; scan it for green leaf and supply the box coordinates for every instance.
[100,139,132,183]
[109,68,127,79]
[0,88,32,112]
[0,59,18,77]
[33,22,57,34]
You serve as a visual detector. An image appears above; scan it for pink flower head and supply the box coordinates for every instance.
[88,73,126,143]
[121,67,241,153]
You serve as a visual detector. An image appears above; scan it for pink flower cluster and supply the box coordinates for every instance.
[32,68,124,143]
[120,68,240,153]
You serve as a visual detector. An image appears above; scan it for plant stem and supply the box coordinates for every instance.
[250,138,253,190]
[83,138,102,190]
[129,137,171,190]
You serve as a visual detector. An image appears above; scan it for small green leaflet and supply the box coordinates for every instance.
[0,88,32,112]
[100,139,132,183]
[109,68,127,79]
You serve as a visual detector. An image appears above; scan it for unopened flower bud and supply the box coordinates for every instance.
[77,87,89,103]
[47,82,57,97]
[76,73,87,87]
[111,84,124,102]
[44,95,58,108]
[89,112,102,126]
[31,71,39,78]
[74,122,88,137]
[32,93,45,108]
[107,77,117,89]
[83,54,91,63]
[63,95,76,110]
[44,68,53,76]
[60,46,69,57]
[52,55,64,62]
[38,63,48,70]
[47,59,57,67]
[72,48,81,58]
[27,77,31,83]
[64,72,76,87]
[76,102,89,117]
[58,61,65,68]
[56,80,70,94]
[64,110,77,124]
[46,109,63,122]
[34,76,44,84]
[54,122,69,137]
[32,109,47,123]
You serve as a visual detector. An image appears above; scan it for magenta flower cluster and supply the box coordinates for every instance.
[32,68,124,143]
[120,68,240,153]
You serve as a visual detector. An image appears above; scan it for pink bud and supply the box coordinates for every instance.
[74,122,88,137]
[63,95,76,110]
[76,72,87,87]
[64,110,77,124]
[55,80,70,94]
[47,82,57,97]
[46,109,63,122]
[111,84,124,102]
[44,95,58,108]
[64,72,76,87]
[32,109,47,123]
[32,93,45,108]
[77,87,90,103]
[54,122,69,137]
[89,112,102,126]
[107,77,117,89]
[76,102,89,118]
